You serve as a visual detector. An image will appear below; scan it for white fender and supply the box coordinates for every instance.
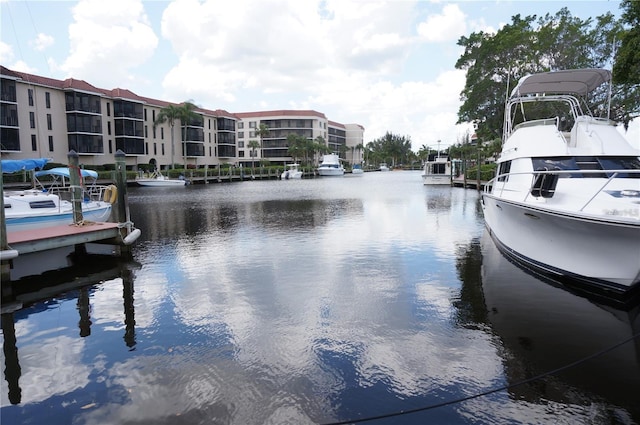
[0,249,19,261]
[123,228,141,245]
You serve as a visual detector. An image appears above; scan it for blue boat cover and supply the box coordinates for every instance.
[35,167,98,179]
[1,158,49,173]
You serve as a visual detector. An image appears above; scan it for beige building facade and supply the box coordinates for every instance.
[1,66,364,170]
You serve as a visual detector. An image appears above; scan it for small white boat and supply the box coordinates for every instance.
[422,155,452,185]
[3,164,113,232]
[351,164,364,175]
[482,68,640,297]
[317,154,345,176]
[281,163,303,180]
[136,170,187,187]
[379,163,390,172]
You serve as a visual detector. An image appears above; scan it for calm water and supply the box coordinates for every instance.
[2,171,639,424]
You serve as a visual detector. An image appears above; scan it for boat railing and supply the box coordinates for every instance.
[486,168,640,210]
[46,183,111,203]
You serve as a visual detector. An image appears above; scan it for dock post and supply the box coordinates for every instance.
[1,160,12,283]
[67,151,87,256]
[114,150,133,255]
[67,151,84,225]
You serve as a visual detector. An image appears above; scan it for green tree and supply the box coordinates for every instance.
[153,104,182,169]
[177,101,200,168]
[247,139,261,171]
[255,124,270,161]
[285,133,305,163]
[455,7,639,138]
[613,0,640,85]
[367,132,413,167]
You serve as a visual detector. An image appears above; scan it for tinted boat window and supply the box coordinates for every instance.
[597,157,640,178]
[531,157,581,178]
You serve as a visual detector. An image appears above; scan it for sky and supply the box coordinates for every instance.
[1,0,638,152]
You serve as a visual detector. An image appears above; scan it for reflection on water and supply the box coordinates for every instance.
[1,172,639,424]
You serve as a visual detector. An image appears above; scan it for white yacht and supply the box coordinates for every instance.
[317,154,345,176]
[422,155,452,185]
[481,68,640,297]
[281,163,303,179]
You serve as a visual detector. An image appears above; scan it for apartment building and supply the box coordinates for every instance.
[1,66,363,170]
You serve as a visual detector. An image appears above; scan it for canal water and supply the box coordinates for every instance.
[2,171,639,424]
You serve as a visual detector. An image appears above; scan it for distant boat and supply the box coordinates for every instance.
[422,155,452,185]
[379,163,390,172]
[351,164,364,175]
[482,68,640,297]
[318,154,345,176]
[281,163,303,180]
[2,162,113,232]
[136,170,187,187]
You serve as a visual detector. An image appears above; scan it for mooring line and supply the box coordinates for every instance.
[321,330,640,425]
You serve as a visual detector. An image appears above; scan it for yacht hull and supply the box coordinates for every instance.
[482,194,640,294]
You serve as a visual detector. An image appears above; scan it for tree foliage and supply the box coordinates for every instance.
[365,132,413,167]
[285,134,330,166]
[455,6,640,139]
[613,0,640,85]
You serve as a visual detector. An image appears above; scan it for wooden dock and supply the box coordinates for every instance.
[6,222,122,255]
[1,150,141,283]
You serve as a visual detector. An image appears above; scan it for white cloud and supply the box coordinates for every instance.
[417,4,467,42]
[59,0,158,88]
[0,40,14,63]
[31,32,54,51]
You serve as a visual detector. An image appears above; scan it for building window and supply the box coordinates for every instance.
[29,112,35,128]
[152,110,156,122]
[238,122,244,129]
[107,121,111,135]
[249,131,256,138]
[239,150,245,157]
[161,128,164,139]
[145,142,148,155]
[145,125,148,138]
[153,126,156,139]
[31,134,37,150]
[238,131,244,139]
[48,135,53,151]
[106,103,111,116]
[109,139,112,154]
[45,92,51,108]
[238,141,244,148]
[162,143,165,155]
[144,109,147,121]
[47,114,52,130]
[208,119,211,129]
[153,142,157,155]
[249,121,256,128]
[28,89,34,106]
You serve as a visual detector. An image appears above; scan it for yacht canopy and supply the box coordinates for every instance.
[510,69,611,98]
[1,158,49,173]
[35,167,98,179]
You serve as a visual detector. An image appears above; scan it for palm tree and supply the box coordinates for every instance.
[255,123,270,161]
[247,139,261,172]
[154,104,182,169]
[177,101,200,169]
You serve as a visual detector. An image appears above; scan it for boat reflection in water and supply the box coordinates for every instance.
[480,230,640,420]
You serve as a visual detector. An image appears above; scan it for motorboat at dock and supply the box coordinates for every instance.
[281,163,303,180]
[317,154,345,176]
[481,68,640,298]
[422,154,452,185]
[136,170,188,187]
